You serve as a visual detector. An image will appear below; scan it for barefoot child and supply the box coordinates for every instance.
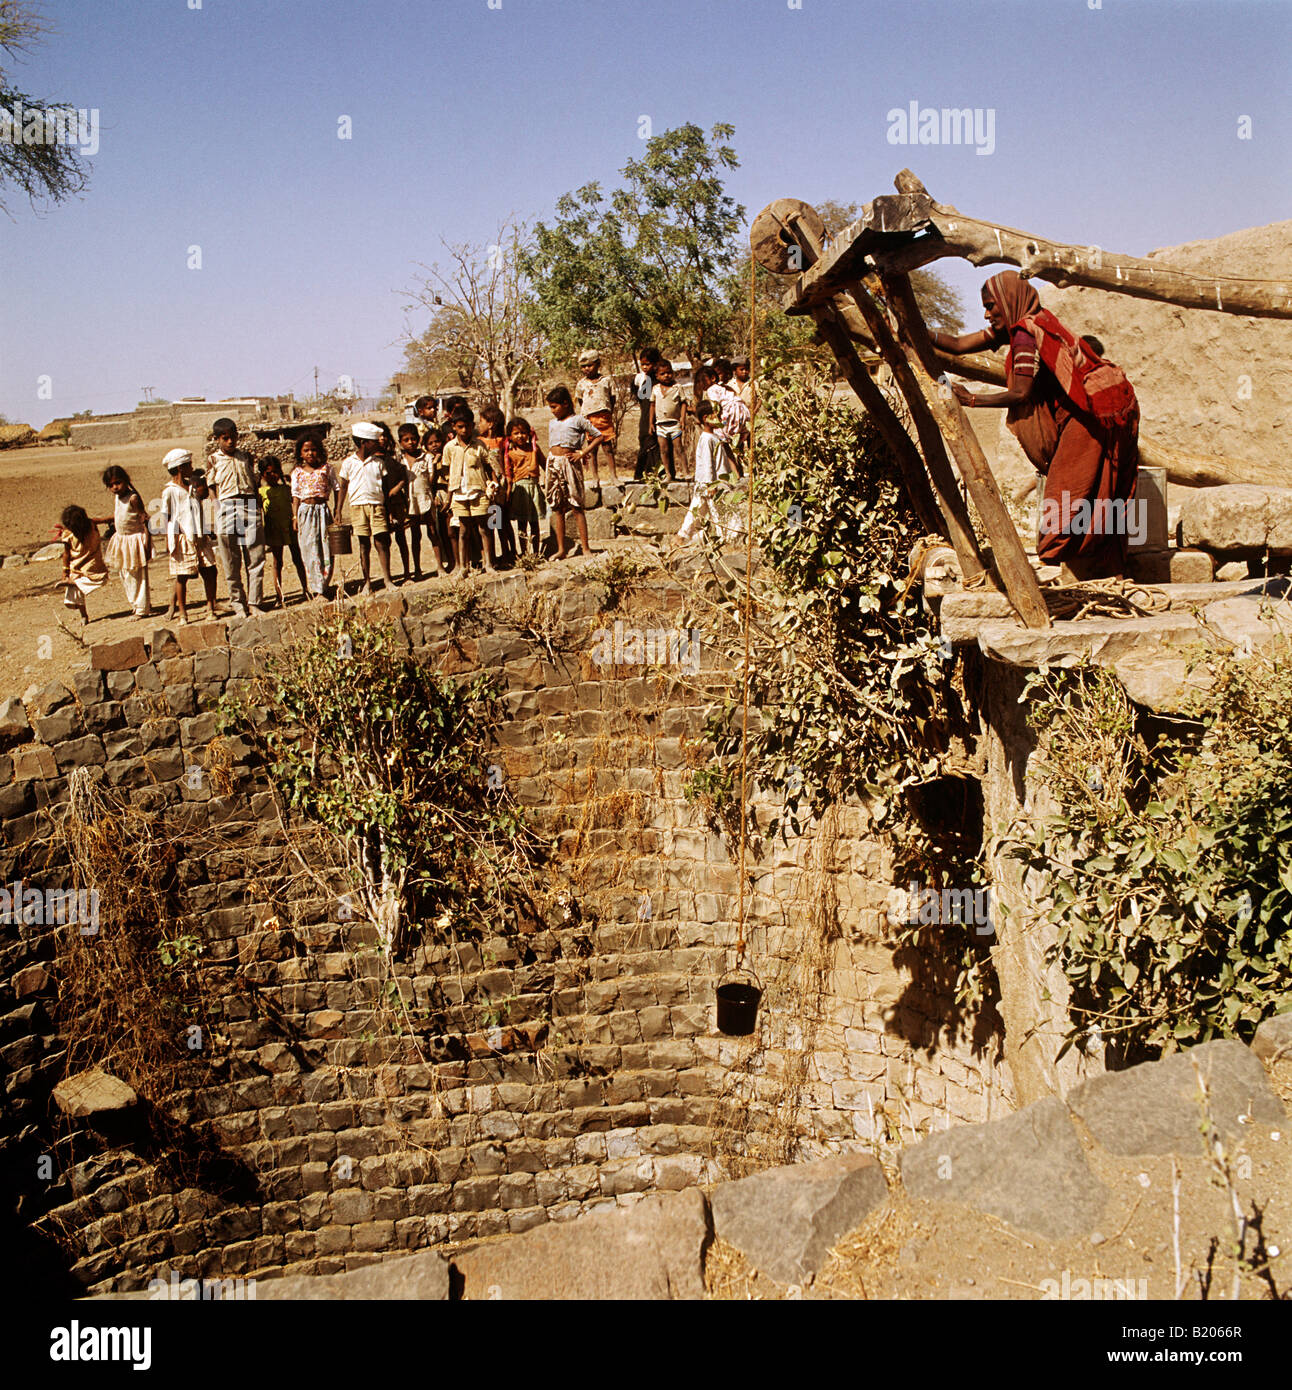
[53,505,108,623]
[478,404,513,566]
[336,422,396,594]
[445,408,495,573]
[259,458,309,607]
[159,449,208,623]
[96,466,152,618]
[650,360,688,481]
[574,349,617,486]
[504,417,546,558]
[290,433,335,600]
[399,423,440,580]
[673,400,735,549]
[543,385,600,560]
[187,470,222,616]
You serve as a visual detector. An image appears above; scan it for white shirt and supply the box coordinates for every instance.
[634,371,655,404]
[339,452,384,507]
[694,431,729,487]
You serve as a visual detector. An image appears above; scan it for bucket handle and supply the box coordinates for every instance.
[718,965,761,990]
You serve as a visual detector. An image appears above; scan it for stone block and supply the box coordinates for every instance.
[1180,485,1292,554]
[1252,1009,1292,1069]
[176,621,229,653]
[1169,550,1214,584]
[33,707,82,744]
[901,1096,1107,1241]
[91,637,149,672]
[257,1249,451,1300]
[12,746,57,780]
[1068,1039,1285,1156]
[452,1186,708,1300]
[52,1067,137,1118]
[53,735,105,770]
[0,697,31,743]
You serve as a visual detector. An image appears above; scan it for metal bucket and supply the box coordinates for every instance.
[328,523,353,555]
[715,968,762,1036]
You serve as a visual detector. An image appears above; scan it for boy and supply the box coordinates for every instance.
[574,349,617,486]
[444,407,495,573]
[208,417,265,617]
[336,421,396,594]
[650,360,689,482]
[731,356,757,418]
[160,448,220,623]
[633,348,662,480]
[543,385,600,560]
[414,394,440,436]
[672,400,735,549]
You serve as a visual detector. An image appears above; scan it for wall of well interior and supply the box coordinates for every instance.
[0,571,1010,1293]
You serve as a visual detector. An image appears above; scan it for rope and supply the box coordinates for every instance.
[1042,576,1172,621]
[733,251,759,971]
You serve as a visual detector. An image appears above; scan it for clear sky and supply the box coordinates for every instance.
[1,0,1289,425]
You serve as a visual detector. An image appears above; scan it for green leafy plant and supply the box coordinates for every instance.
[217,612,540,958]
[1006,647,1292,1061]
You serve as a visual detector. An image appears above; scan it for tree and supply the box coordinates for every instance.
[524,123,746,370]
[400,304,485,396]
[402,217,543,421]
[0,2,89,214]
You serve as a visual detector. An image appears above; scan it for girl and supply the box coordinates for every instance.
[478,404,512,566]
[650,360,688,481]
[543,385,599,560]
[290,433,335,600]
[52,504,108,624]
[259,457,308,607]
[97,466,152,618]
[503,417,547,558]
[399,423,440,580]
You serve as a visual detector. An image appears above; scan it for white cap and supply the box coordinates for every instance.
[351,422,382,441]
[163,448,192,472]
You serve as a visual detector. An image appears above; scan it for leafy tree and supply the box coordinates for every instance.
[523,123,745,369]
[403,217,543,420]
[0,2,88,213]
[400,303,484,396]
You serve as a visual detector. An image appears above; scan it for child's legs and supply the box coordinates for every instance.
[357,535,372,581]
[659,434,676,479]
[573,508,591,553]
[200,565,218,606]
[287,535,308,590]
[551,509,567,556]
[391,523,410,573]
[267,541,284,593]
[373,532,394,584]
[174,575,189,615]
[408,516,422,570]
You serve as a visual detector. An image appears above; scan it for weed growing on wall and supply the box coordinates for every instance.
[1006,648,1292,1062]
[217,612,541,958]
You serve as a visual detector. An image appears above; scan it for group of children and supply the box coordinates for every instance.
[51,352,756,624]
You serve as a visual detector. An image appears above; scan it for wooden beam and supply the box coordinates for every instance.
[810,304,978,564]
[783,172,1292,320]
[875,273,1050,630]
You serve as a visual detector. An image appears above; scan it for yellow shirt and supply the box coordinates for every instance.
[445,439,493,499]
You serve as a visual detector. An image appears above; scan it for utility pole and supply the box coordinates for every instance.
[313,366,319,403]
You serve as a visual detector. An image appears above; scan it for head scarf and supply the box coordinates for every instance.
[983,270,1041,331]
[351,421,382,441]
[163,448,192,473]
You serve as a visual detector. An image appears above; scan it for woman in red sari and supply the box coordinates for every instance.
[932,269,1139,579]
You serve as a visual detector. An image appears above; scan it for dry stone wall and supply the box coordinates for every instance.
[0,566,1009,1294]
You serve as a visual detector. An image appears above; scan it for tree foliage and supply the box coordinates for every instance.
[403,217,544,420]
[0,1,88,213]
[1007,646,1292,1062]
[523,123,745,368]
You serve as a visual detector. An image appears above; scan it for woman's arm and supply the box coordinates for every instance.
[931,328,997,355]
[952,375,1036,409]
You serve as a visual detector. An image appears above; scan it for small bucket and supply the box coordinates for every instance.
[328,523,353,555]
[716,967,762,1036]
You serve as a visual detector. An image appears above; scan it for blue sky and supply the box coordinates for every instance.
[1,0,1289,425]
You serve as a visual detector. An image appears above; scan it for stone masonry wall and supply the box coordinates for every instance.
[0,566,1009,1293]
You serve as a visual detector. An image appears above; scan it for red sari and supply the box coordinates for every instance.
[985,271,1139,575]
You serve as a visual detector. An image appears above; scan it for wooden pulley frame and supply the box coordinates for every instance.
[750,198,827,276]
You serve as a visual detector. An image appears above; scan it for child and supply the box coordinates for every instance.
[633,348,662,480]
[96,465,152,618]
[188,470,221,611]
[426,427,453,573]
[672,400,736,549]
[730,356,757,423]
[477,404,512,566]
[53,504,108,624]
[445,408,495,573]
[290,432,335,600]
[574,349,617,486]
[504,417,546,558]
[399,423,440,580]
[208,418,266,616]
[699,362,749,476]
[414,395,440,436]
[258,457,308,608]
[380,439,412,583]
[160,449,218,623]
[650,360,689,482]
[336,422,396,594]
[543,385,600,560]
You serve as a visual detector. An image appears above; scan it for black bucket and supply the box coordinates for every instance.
[716,969,762,1036]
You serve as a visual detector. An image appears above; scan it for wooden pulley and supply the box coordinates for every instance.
[750,198,827,275]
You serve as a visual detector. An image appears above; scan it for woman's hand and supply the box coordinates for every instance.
[952,383,976,407]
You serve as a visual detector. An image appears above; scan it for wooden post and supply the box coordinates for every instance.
[875,272,1050,629]
[777,211,988,586]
